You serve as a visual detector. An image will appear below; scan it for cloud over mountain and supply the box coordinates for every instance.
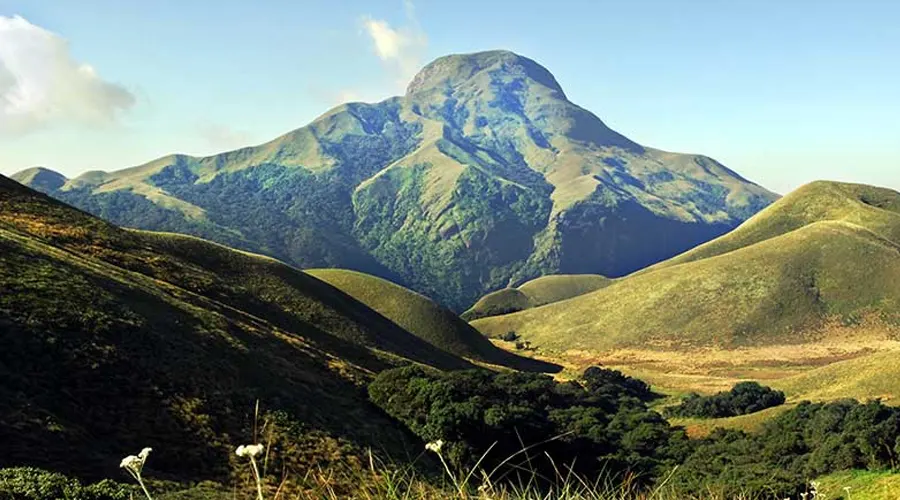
[0,15,134,136]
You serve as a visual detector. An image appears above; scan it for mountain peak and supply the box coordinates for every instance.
[10,167,67,191]
[406,50,567,98]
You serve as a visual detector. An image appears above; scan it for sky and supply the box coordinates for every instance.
[0,0,897,194]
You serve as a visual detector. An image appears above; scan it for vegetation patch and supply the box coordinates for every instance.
[664,382,786,418]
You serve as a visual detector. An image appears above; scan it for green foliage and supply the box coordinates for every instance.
[0,468,132,500]
[369,365,685,486]
[665,382,785,418]
[671,399,900,497]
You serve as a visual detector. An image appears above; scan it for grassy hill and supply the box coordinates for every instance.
[472,181,900,352]
[462,274,611,320]
[774,350,900,403]
[14,50,776,311]
[306,269,558,371]
[0,174,486,485]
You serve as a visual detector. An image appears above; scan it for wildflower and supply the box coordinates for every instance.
[235,443,265,500]
[120,455,141,471]
[425,439,444,453]
[235,443,264,458]
[119,447,154,500]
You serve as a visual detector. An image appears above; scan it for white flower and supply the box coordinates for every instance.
[138,447,152,460]
[425,439,444,453]
[120,455,141,470]
[236,443,264,458]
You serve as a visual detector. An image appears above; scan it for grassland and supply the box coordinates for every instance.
[814,470,900,499]
[0,174,483,486]
[307,269,559,371]
[473,182,900,357]
[462,274,611,320]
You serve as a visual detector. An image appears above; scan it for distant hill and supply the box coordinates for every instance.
[13,50,776,311]
[775,350,900,403]
[307,269,558,371]
[472,181,900,351]
[462,274,611,320]
[0,174,514,483]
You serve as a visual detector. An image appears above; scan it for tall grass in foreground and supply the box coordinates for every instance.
[110,440,808,500]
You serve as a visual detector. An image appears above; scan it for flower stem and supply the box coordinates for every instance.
[135,473,153,500]
[249,456,264,500]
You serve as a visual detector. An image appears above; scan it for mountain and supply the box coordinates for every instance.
[13,50,778,311]
[0,173,547,483]
[471,181,900,351]
[306,269,558,371]
[462,274,612,320]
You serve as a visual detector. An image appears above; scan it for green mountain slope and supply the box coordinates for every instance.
[307,269,558,371]
[774,350,900,403]
[0,174,485,482]
[462,274,611,320]
[13,50,777,311]
[472,181,900,350]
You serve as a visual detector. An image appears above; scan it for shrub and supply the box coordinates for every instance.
[0,467,132,500]
[499,331,519,342]
[664,381,785,418]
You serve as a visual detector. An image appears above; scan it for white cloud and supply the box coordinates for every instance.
[362,0,427,91]
[0,15,135,136]
[197,123,254,152]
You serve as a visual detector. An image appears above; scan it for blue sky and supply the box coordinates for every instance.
[0,0,897,194]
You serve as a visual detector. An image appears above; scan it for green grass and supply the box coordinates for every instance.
[0,174,474,484]
[774,350,900,403]
[307,269,559,372]
[472,181,900,352]
[462,274,612,321]
[517,274,613,307]
[814,470,900,500]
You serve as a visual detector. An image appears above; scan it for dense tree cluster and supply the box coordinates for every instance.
[368,366,687,485]
[664,381,786,418]
[370,367,900,497]
[673,399,900,497]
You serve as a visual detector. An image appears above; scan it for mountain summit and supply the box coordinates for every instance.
[406,50,567,97]
[14,50,778,310]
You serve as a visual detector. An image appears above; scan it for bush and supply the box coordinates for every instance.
[0,468,133,500]
[499,331,519,342]
[664,381,785,418]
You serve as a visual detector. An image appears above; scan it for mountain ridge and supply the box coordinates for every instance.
[14,49,778,310]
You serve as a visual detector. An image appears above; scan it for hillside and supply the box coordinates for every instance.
[13,50,777,311]
[462,274,611,320]
[774,350,900,403]
[306,269,558,371]
[472,181,900,351]
[0,173,485,484]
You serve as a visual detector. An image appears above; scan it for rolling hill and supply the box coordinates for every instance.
[13,50,777,311]
[472,181,900,351]
[0,173,547,485]
[306,269,558,371]
[462,274,611,320]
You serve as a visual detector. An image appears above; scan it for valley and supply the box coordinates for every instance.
[2,41,899,499]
